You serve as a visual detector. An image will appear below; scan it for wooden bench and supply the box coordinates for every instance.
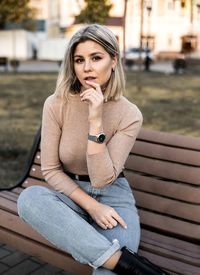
[0,127,199,274]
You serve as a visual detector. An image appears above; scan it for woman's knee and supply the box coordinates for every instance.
[17,185,51,219]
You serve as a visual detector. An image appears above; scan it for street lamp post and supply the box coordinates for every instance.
[138,0,144,72]
[123,0,128,69]
[146,0,152,49]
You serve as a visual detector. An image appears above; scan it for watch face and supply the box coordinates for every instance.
[98,134,106,143]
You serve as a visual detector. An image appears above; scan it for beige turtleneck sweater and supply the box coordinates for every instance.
[41,93,143,196]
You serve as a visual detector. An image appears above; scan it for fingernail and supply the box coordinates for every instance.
[124,225,127,229]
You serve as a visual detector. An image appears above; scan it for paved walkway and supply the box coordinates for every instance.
[0,243,73,275]
[0,60,174,74]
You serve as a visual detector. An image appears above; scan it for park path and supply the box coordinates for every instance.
[0,60,174,74]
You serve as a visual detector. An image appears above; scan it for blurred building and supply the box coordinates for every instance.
[59,0,200,58]
[30,0,61,37]
[125,0,200,58]
[0,0,200,60]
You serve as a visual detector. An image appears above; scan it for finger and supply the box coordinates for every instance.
[81,93,99,103]
[80,90,95,100]
[99,221,108,230]
[81,90,98,99]
[81,92,102,104]
[107,217,118,227]
[80,88,95,97]
[85,80,101,92]
[112,212,127,229]
[104,221,113,229]
[80,88,103,102]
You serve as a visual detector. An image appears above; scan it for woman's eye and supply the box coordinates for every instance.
[74,58,84,63]
[92,56,102,61]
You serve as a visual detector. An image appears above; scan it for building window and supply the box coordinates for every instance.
[141,35,155,50]
[35,20,45,31]
[181,0,186,9]
[181,35,197,53]
[197,4,200,14]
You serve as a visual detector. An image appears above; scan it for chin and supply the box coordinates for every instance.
[83,84,91,89]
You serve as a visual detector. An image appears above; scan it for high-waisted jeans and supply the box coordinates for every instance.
[17,177,141,275]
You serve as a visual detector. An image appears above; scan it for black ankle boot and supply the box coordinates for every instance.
[113,247,170,275]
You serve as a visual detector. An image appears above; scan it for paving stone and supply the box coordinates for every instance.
[2,245,17,253]
[30,256,46,265]
[0,248,11,259]
[30,266,62,275]
[1,259,40,275]
[43,263,62,273]
[58,271,74,275]
[29,267,54,275]
[1,250,30,267]
[0,262,9,273]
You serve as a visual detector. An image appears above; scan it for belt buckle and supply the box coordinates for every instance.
[75,174,79,180]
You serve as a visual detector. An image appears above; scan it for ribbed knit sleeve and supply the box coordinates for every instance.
[86,104,143,188]
[41,95,79,196]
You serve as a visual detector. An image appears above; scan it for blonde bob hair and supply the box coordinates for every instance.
[55,24,125,102]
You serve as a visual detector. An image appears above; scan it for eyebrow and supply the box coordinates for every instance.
[74,52,104,58]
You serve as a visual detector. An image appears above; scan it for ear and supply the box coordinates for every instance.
[111,55,117,70]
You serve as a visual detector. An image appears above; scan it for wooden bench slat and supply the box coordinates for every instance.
[22,177,49,188]
[141,229,200,259]
[132,141,200,166]
[125,172,200,203]
[29,164,43,179]
[134,190,200,222]
[140,239,199,266]
[138,128,200,150]
[0,196,18,213]
[140,246,199,275]
[0,191,19,202]
[0,209,48,245]
[126,155,200,185]
[139,249,199,275]
[139,209,200,241]
[11,187,25,194]
[0,187,25,202]
[34,151,41,165]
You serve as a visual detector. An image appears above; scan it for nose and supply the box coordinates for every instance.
[84,60,93,72]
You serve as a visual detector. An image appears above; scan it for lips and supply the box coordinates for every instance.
[84,77,96,81]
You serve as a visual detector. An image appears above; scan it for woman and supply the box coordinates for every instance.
[17,24,168,275]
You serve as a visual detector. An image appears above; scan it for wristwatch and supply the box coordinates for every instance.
[88,132,106,143]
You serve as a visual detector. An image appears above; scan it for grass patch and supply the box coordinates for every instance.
[125,71,200,136]
[0,71,199,188]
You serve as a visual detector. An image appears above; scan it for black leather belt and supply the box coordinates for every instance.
[66,171,124,182]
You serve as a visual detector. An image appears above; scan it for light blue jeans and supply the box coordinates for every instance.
[17,177,140,275]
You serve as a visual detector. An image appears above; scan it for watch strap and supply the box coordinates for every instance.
[88,132,106,143]
[88,134,98,142]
